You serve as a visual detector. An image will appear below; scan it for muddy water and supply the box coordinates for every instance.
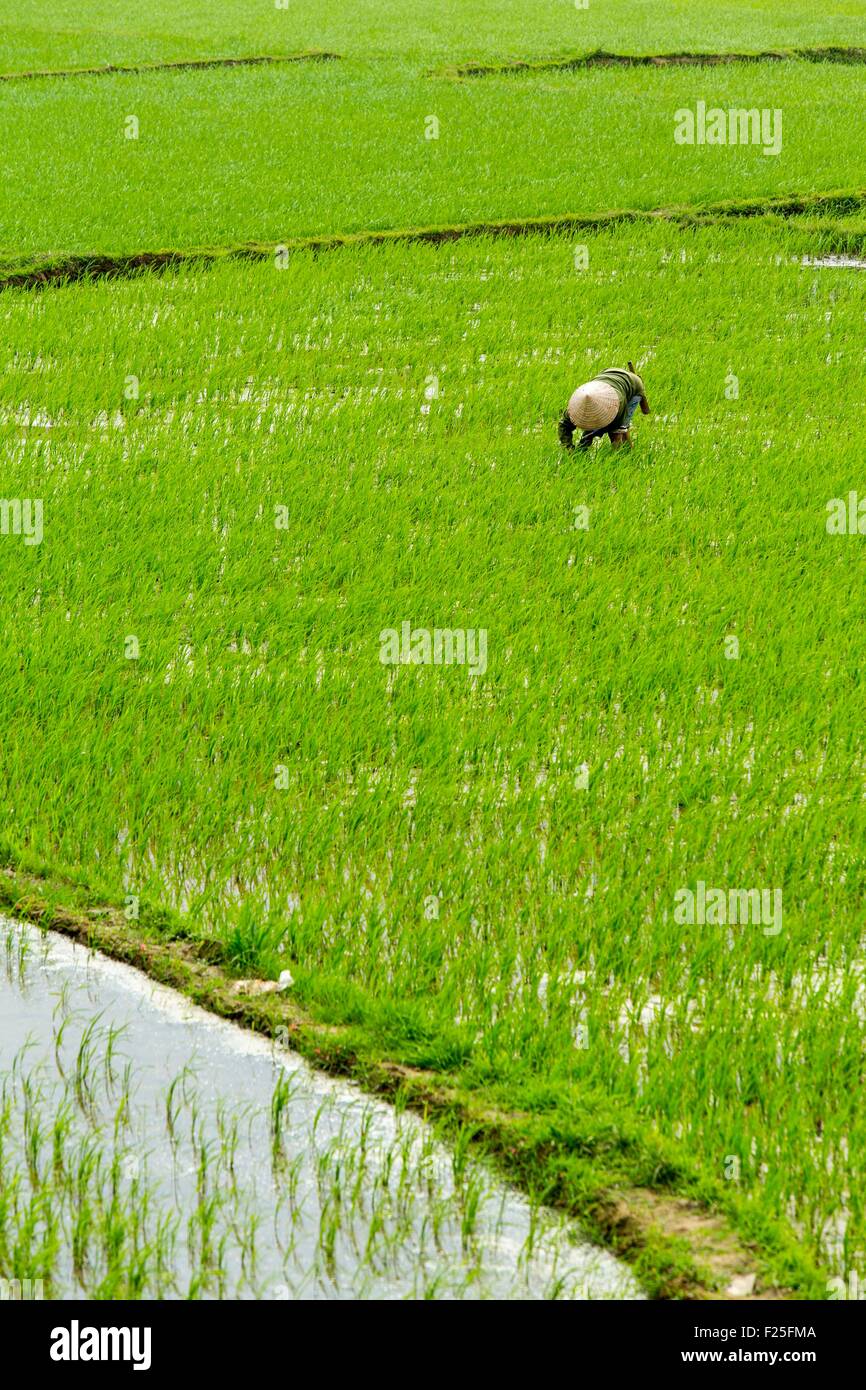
[0,918,641,1301]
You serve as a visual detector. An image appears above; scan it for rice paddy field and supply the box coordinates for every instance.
[2,0,864,69]
[2,57,866,260]
[1,0,866,1306]
[2,918,638,1299]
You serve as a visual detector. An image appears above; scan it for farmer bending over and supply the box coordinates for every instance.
[558,363,649,451]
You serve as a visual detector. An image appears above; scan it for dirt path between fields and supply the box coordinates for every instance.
[0,50,339,83]
[1,189,863,295]
[434,46,866,79]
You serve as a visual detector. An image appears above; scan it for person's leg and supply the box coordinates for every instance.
[622,394,641,427]
[609,395,641,448]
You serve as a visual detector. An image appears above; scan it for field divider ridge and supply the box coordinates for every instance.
[0,49,340,84]
[2,188,864,294]
[431,45,866,79]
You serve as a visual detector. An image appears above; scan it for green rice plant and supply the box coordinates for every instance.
[3,177,865,1287]
[72,1014,106,1119]
[2,214,863,1278]
[0,0,859,70]
[4,921,601,1298]
[0,57,863,260]
[224,902,284,975]
[165,1066,193,1145]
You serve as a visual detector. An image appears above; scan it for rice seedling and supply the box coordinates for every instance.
[1,214,864,1286]
[165,1066,193,1146]
[0,920,631,1297]
[0,56,863,261]
[1,0,860,1300]
[0,0,858,71]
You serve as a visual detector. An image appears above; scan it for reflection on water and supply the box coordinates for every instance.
[0,917,642,1301]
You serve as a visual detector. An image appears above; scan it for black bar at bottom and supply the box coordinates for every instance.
[2,1297,857,1376]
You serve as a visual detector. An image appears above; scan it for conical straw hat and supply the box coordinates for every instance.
[567,380,620,430]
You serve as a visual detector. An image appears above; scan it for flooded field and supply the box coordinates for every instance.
[0,918,641,1301]
[801,254,866,268]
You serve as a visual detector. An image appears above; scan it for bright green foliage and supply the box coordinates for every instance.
[0,0,863,1292]
[0,60,864,259]
[1,0,864,69]
[1,218,864,1272]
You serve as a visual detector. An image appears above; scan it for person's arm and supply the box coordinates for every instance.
[558,411,576,450]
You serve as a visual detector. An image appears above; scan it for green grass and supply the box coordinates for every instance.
[2,190,862,291]
[0,59,864,260]
[1,0,864,1296]
[1,0,864,69]
[1,216,864,1280]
